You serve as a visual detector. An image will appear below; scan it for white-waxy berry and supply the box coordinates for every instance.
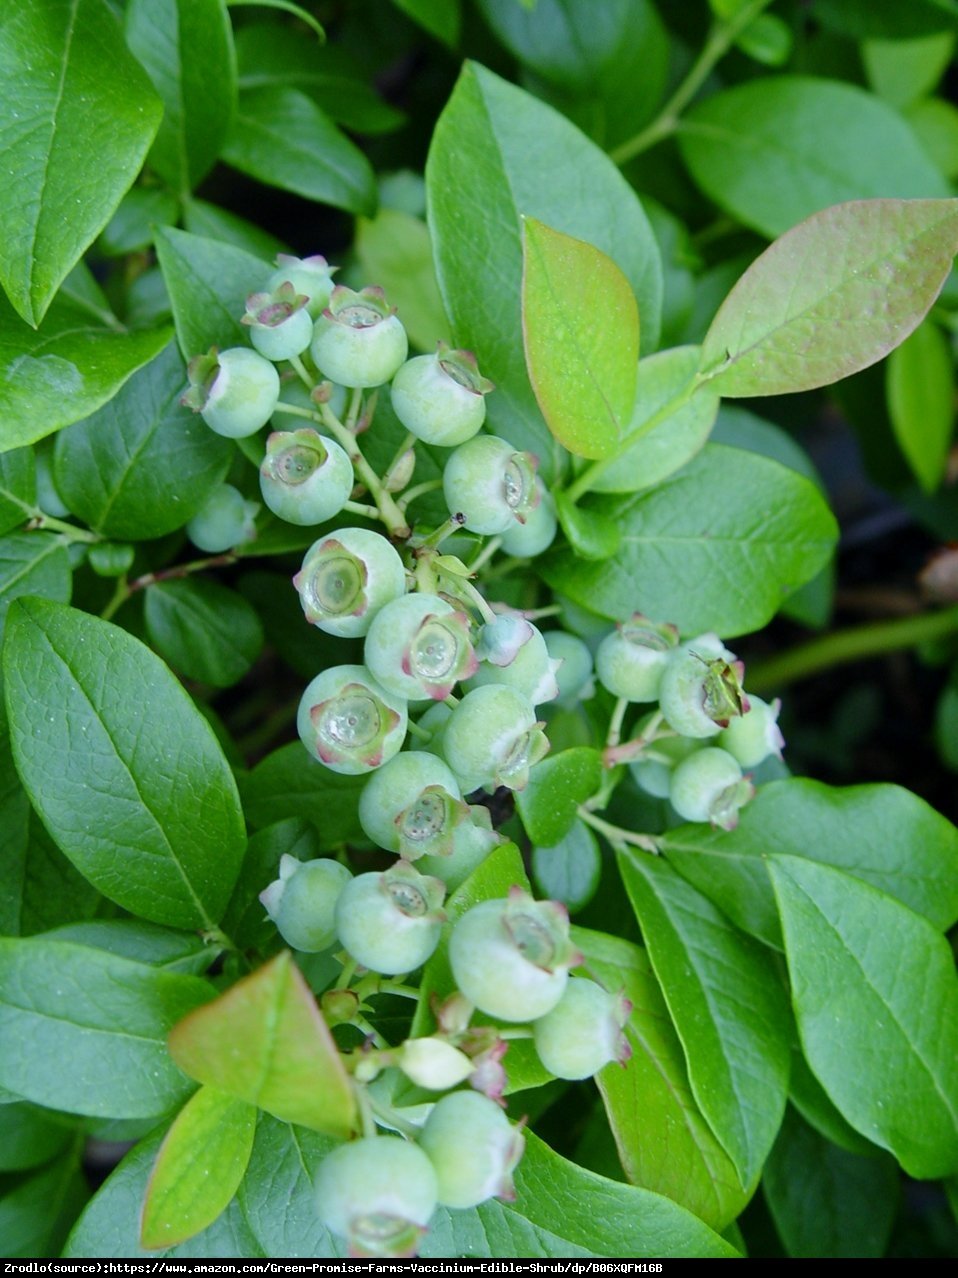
[293,528,407,638]
[242,282,313,361]
[669,746,755,830]
[185,483,258,553]
[311,285,408,388]
[358,751,467,859]
[267,253,337,318]
[498,482,557,557]
[419,1091,525,1209]
[657,634,749,739]
[416,805,505,889]
[442,435,540,535]
[467,617,561,707]
[390,345,494,447]
[297,664,407,775]
[442,684,549,792]
[596,614,680,703]
[183,346,280,438]
[718,695,784,768]
[258,854,351,953]
[314,1136,437,1258]
[629,713,705,799]
[334,860,445,974]
[259,429,354,526]
[542,631,595,706]
[364,592,477,702]
[532,977,631,1080]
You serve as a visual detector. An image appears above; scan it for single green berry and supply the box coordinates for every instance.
[311,285,408,388]
[242,282,313,361]
[467,617,561,707]
[358,750,467,858]
[417,804,505,889]
[396,1037,473,1090]
[259,428,354,526]
[390,345,493,447]
[186,483,258,553]
[628,713,706,799]
[334,860,446,973]
[419,1091,524,1209]
[718,695,784,768]
[183,346,280,438]
[267,253,337,318]
[532,977,631,1080]
[442,435,540,535]
[498,481,557,556]
[442,684,549,792]
[669,745,755,830]
[657,634,748,739]
[364,592,477,702]
[314,1136,437,1258]
[542,631,595,707]
[596,614,680,703]
[294,528,407,638]
[259,854,351,952]
[297,664,407,774]
[448,888,579,1022]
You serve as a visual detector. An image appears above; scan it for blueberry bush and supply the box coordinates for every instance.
[2,0,958,1261]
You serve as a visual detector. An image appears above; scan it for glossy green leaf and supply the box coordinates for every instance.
[169,952,356,1137]
[813,0,958,40]
[53,343,231,540]
[522,219,638,461]
[427,62,662,480]
[100,187,181,257]
[0,0,162,327]
[0,1150,89,1259]
[763,1106,899,1258]
[532,818,601,914]
[618,851,792,1189]
[155,227,270,360]
[145,579,263,688]
[237,1116,342,1257]
[662,778,958,947]
[588,346,719,494]
[769,855,958,1179]
[579,928,749,1230]
[906,97,958,180]
[887,316,954,491]
[126,0,236,197]
[222,87,377,215]
[182,198,288,261]
[45,919,215,977]
[0,937,212,1118]
[0,1102,74,1172]
[228,0,325,43]
[239,743,367,843]
[788,1048,879,1157]
[141,1087,256,1249]
[680,78,948,241]
[544,445,838,638]
[0,533,72,643]
[0,288,172,450]
[394,0,460,45]
[554,491,621,561]
[515,746,603,846]
[3,599,245,930]
[0,449,35,536]
[355,208,448,352]
[863,32,955,107]
[699,199,958,399]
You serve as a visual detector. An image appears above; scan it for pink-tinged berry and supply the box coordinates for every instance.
[259,854,351,952]
[364,592,477,702]
[390,345,494,447]
[334,860,446,974]
[416,805,505,889]
[242,282,313,362]
[297,664,407,775]
[658,634,749,738]
[267,253,337,318]
[419,1091,525,1209]
[314,1136,437,1258]
[532,977,631,1080]
[294,528,406,638]
[259,428,353,526]
[596,614,680,703]
[358,750,468,859]
[467,617,561,707]
[442,435,540,535]
[183,346,280,438]
[669,746,755,830]
[311,285,408,388]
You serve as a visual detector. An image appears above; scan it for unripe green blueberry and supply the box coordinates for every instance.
[390,345,494,447]
[314,1136,437,1258]
[311,285,408,388]
[397,1037,473,1091]
[542,631,594,707]
[596,614,680,703]
[718,695,784,768]
[448,889,579,1022]
[628,714,705,799]
[267,253,337,318]
[298,664,407,774]
[242,282,314,362]
[442,684,549,792]
[467,618,560,707]
[183,346,280,438]
[334,860,445,973]
[294,528,407,638]
[358,750,467,858]
[419,1091,525,1209]
[443,435,540,535]
[417,807,504,888]
[532,977,631,1080]
[364,593,477,702]
[186,483,258,553]
[259,428,354,526]
[657,635,748,739]
[669,746,755,830]
[498,482,557,556]
[259,854,351,952]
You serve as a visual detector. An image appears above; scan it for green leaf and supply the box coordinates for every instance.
[221,819,325,956]
[3,599,245,931]
[887,316,954,491]
[515,746,602,846]
[155,227,270,360]
[0,533,72,644]
[126,0,236,197]
[53,343,231,540]
[579,928,750,1230]
[0,288,172,449]
[44,919,215,977]
[422,1132,739,1258]
[554,491,621,560]
[0,449,35,536]
[813,0,958,40]
[222,87,377,215]
[522,218,638,461]
[906,97,958,180]
[532,818,601,914]
[0,1102,74,1172]
[544,445,838,638]
[236,1116,342,1257]
[769,855,958,1179]
[426,61,662,480]
[0,937,212,1118]
[228,0,326,44]
[699,199,958,399]
[587,346,719,494]
[145,579,264,688]
[617,851,792,1189]
[0,1150,89,1259]
[168,951,357,1137]
[355,208,449,352]
[680,78,949,241]
[182,198,288,261]
[141,1087,256,1250]
[763,1106,899,1258]
[99,186,181,257]
[0,0,162,327]
[239,742,367,844]
[788,1048,879,1157]
[863,32,955,108]
[393,0,460,46]
[661,778,958,947]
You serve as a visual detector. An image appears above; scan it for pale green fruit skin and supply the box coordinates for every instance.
[442,435,535,535]
[417,816,500,889]
[201,347,280,438]
[261,857,351,952]
[294,527,407,639]
[259,434,354,526]
[249,307,313,362]
[358,750,462,852]
[718,695,784,768]
[466,623,559,707]
[657,635,737,739]
[267,256,335,318]
[499,484,557,556]
[391,353,486,446]
[315,1137,437,1256]
[186,483,256,553]
[533,978,625,1080]
[543,630,594,706]
[630,732,704,799]
[364,593,472,701]
[595,631,671,703]
[442,685,537,791]
[669,746,743,823]
[311,313,408,388]
[335,870,443,973]
[297,664,407,775]
[419,1091,524,1209]
[448,898,569,1022]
